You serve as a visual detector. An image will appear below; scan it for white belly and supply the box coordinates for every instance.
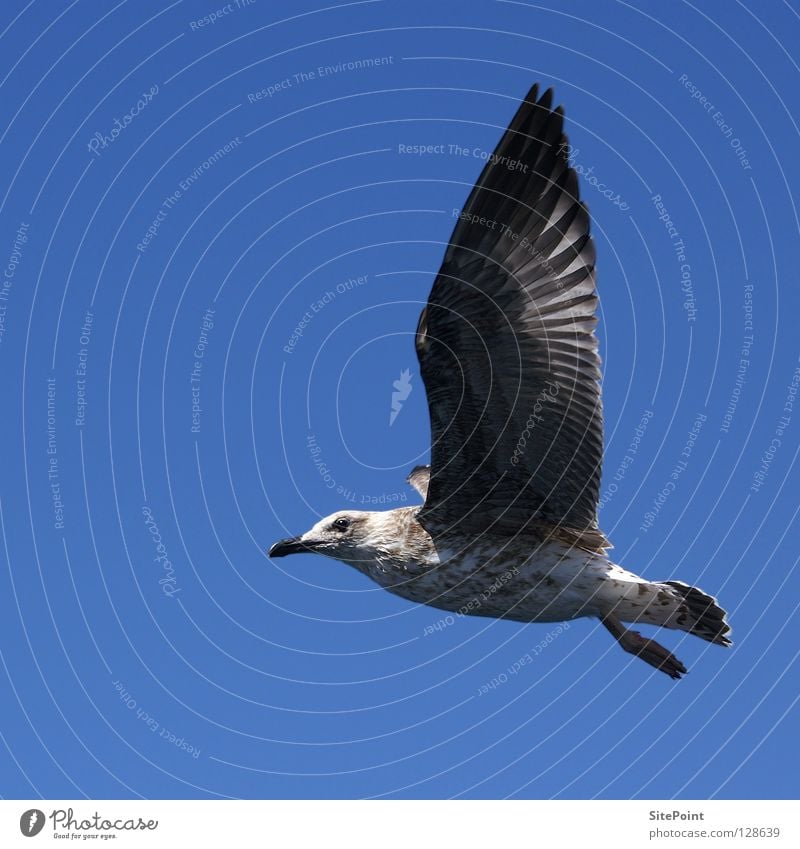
[376,540,624,624]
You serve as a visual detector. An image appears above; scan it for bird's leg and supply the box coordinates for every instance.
[601,614,687,680]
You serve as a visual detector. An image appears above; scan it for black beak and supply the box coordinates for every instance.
[268,536,313,558]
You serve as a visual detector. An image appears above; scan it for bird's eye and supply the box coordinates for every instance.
[332,517,350,531]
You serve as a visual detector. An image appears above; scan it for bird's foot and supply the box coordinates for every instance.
[618,629,687,680]
[601,614,687,680]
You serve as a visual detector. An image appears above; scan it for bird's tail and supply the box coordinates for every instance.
[660,580,732,647]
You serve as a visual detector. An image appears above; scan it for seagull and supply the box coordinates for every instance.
[270,84,731,679]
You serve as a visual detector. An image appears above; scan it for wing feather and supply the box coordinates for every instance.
[415,84,603,537]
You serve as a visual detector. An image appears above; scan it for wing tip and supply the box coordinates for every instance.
[538,86,554,111]
[521,82,563,121]
[523,82,540,104]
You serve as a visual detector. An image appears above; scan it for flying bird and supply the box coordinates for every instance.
[270,84,730,679]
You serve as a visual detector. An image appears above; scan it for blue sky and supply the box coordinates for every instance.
[0,0,798,799]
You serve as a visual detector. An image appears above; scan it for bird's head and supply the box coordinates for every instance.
[268,510,390,568]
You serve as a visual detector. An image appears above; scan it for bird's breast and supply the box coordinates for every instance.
[372,537,612,622]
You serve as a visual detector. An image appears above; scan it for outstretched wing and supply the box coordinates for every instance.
[415,84,603,537]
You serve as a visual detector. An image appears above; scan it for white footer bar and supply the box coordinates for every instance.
[1,800,795,847]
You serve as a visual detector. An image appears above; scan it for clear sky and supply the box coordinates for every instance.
[0,0,798,800]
